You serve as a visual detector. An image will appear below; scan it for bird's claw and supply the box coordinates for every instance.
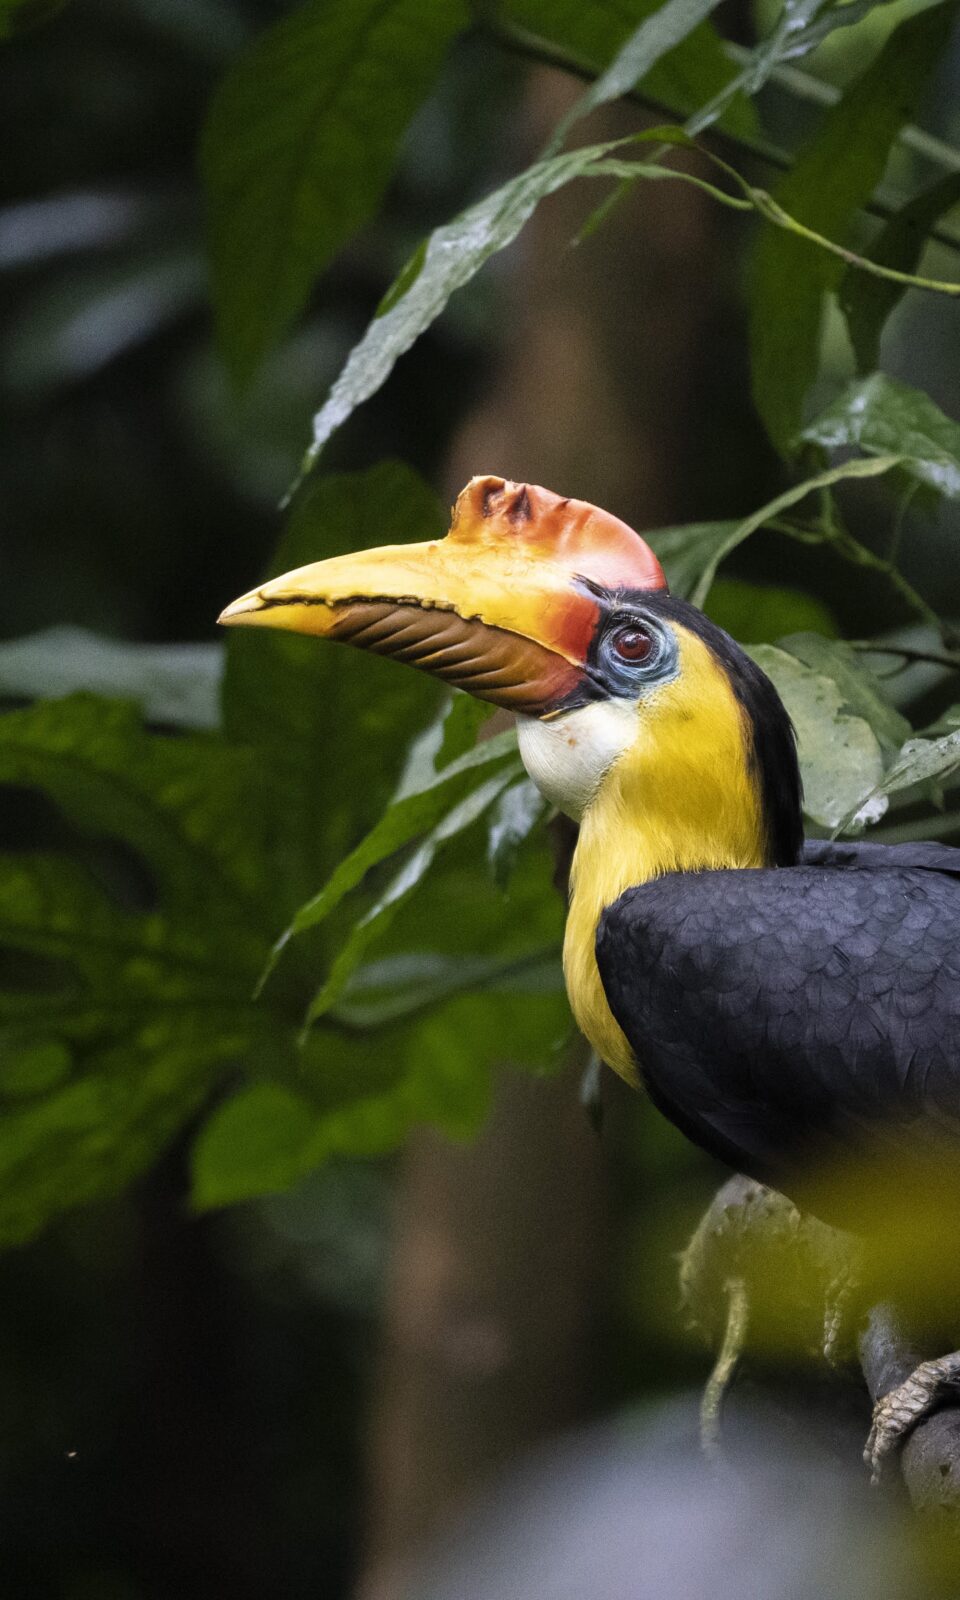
[700,1276,749,1459]
[822,1267,861,1368]
[865,1351,960,1486]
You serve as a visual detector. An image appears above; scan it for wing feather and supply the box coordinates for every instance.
[596,859,960,1199]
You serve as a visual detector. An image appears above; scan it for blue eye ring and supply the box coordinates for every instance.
[591,609,677,699]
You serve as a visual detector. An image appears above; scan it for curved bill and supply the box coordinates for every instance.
[219,475,667,718]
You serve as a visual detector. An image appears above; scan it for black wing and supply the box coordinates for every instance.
[801,838,960,876]
[596,851,960,1198]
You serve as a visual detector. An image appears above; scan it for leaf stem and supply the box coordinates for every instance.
[831,529,945,635]
[586,149,960,297]
[721,40,960,179]
[479,15,960,257]
[750,189,960,296]
[849,641,960,672]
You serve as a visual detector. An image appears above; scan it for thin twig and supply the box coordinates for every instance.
[479,16,960,257]
[850,641,960,672]
[835,533,947,637]
[721,40,960,177]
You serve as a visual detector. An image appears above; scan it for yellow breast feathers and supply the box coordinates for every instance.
[562,626,770,1084]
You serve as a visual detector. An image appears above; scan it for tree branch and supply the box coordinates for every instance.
[859,1304,960,1513]
[686,1176,960,1512]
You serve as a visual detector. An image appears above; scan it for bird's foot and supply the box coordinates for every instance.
[699,1275,749,1459]
[865,1351,960,1486]
[822,1267,862,1368]
[681,1177,859,1458]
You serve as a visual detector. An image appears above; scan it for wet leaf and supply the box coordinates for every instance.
[849,728,960,828]
[551,0,727,143]
[750,645,887,828]
[777,633,909,757]
[497,0,754,136]
[802,373,960,500]
[303,133,683,473]
[486,778,549,887]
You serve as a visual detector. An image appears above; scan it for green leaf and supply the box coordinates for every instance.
[302,133,660,472]
[550,0,727,144]
[222,463,447,907]
[192,1083,320,1209]
[839,171,960,373]
[0,696,282,1245]
[202,0,468,383]
[647,521,740,599]
[919,703,960,738]
[0,696,270,928]
[748,1,956,454]
[0,1040,71,1096]
[305,770,516,1024]
[802,373,960,499]
[237,833,570,1191]
[688,454,905,607]
[777,632,910,757]
[436,692,495,768]
[331,947,562,1029]
[0,628,223,729]
[196,966,570,1208]
[739,0,825,86]
[843,728,960,830]
[263,728,522,976]
[749,644,887,829]
[303,990,569,1155]
[486,778,549,887]
[496,0,755,137]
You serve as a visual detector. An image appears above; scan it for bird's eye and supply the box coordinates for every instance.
[612,625,653,663]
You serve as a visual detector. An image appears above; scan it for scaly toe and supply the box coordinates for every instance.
[865,1352,960,1486]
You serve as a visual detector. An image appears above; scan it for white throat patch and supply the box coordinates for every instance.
[516,701,635,821]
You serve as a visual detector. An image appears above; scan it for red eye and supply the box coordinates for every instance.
[612,626,653,662]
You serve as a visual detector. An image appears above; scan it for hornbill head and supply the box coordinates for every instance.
[219,474,666,717]
[220,475,801,858]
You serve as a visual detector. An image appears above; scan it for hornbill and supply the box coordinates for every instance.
[221,474,960,1475]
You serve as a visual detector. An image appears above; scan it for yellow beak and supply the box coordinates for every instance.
[219,475,667,717]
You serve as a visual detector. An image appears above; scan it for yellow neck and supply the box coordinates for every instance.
[562,632,769,1084]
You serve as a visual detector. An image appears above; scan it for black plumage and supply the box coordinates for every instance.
[596,839,960,1224]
